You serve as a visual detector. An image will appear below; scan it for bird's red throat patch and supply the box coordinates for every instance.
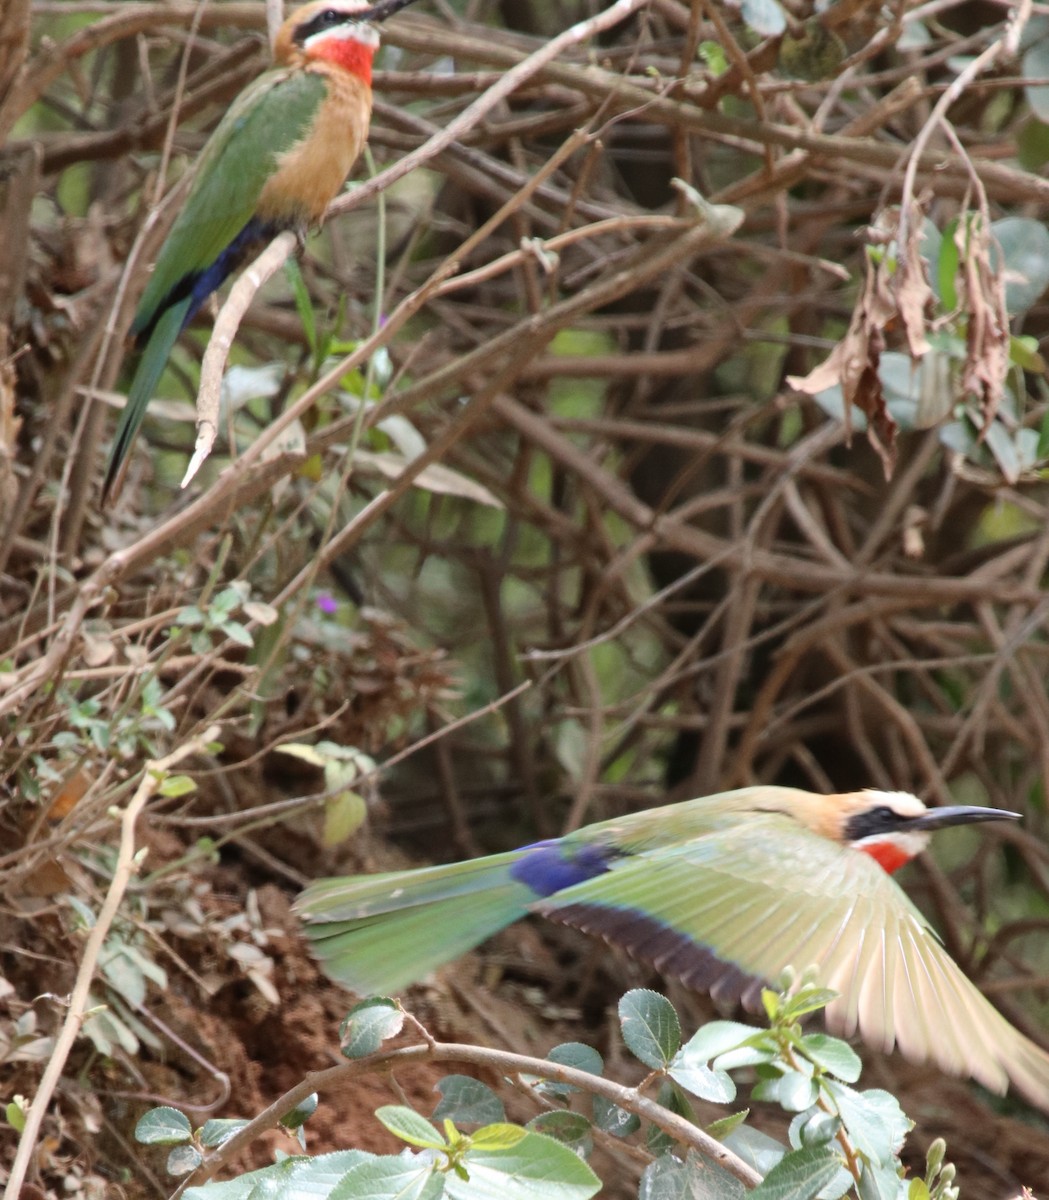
[859,839,912,874]
[310,37,375,84]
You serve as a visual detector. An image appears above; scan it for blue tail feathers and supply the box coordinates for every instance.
[509,839,620,896]
[132,216,282,345]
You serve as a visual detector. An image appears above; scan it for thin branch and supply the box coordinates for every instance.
[178,1037,763,1194]
[4,725,220,1200]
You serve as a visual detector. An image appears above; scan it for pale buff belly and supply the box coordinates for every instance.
[256,71,372,226]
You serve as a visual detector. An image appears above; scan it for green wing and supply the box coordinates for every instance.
[295,853,533,996]
[539,814,1049,1104]
[133,67,327,332]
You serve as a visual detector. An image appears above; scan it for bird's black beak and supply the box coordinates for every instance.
[908,804,1021,832]
[357,0,419,22]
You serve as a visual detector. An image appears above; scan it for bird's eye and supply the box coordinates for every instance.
[294,7,353,44]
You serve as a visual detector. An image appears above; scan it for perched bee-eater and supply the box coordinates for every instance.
[104,0,414,500]
[297,786,1049,1109]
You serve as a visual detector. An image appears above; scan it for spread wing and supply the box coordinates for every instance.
[537,815,1049,1106]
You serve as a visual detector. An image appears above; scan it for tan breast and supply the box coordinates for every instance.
[256,66,373,225]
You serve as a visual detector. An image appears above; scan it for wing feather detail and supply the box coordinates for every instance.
[535,814,1049,1106]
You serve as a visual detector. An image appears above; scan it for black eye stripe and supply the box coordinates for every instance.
[844,805,910,842]
[293,8,357,45]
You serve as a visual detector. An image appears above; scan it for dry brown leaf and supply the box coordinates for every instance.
[46,765,93,822]
[896,202,934,359]
[788,203,939,478]
[957,216,1009,430]
[789,239,898,476]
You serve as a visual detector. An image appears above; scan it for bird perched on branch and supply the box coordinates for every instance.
[104,0,416,501]
[296,786,1049,1109]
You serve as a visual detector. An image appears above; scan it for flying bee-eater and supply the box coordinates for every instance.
[296,786,1049,1109]
[103,0,416,500]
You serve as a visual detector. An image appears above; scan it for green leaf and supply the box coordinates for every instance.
[184,1150,375,1200]
[1009,333,1046,373]
[748,1145,844,1200]
[668,1051,736,1103]
[220,620,254,648]
[158,774,197,798]
[433,1077,505,1127]
[680,1020,760,1063]
[988,420,1038,482]
[713,1040,778,1071]
[281,1092,319,1131]
[166,1144,203,1176]
[329,1154,445,1200]
[1024,36,1049,123]
[100,944,147,1008]
[618,989,681,1068]
[1018,115,1049,171]
[123,941,167,987]
[797,1033,861,1082]
[276,742,328,768]
[937,218,960,311]
[790,1109,840,1150]
[778,988,839,1022]
[323,790,367,848]
[546,1042,603,1080]
[285,257,318,355]
[752,1070,819,1112]
[469,1123,529,1151]
[134,1106,192,1145]
[5,1100,26,1133]
[525,1110,591,1154]
[199,1117,249,1148]
[640,1151,746,1200]
[444,1128,600,1200]
[992,216,1049,314]
[177,606,206,629]
[724,1125,788,1175]
[528,1041,600,1104]
[858,1156,905,1200]
[761,988,781,1023]
[340,998,405,1058]
[592,1096,640,1138]
[705,1109,749,1141]
[646,1080,694,1157]
[376,1106,447,1149]
[698,41,728,75]
[825,1083,912,1167]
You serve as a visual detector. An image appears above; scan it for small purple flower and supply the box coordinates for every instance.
[316,591,338,615]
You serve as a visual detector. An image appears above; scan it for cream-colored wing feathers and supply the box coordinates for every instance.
[538,814,1049,1106]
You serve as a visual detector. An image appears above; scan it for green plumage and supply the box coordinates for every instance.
[295,786,1049,1110]
[296,792,905,1000]
[299,853,535,995]
[104,69,329,498]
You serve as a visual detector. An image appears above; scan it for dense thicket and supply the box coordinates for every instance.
[3,0,1049,1194]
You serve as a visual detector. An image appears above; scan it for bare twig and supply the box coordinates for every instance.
[4,725,220,1200]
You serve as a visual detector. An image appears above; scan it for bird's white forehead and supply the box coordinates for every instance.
[305,21,380,49]
[861,788,926,817]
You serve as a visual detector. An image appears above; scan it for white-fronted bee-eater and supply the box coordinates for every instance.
[297,786,1049,1109]
[104,0,415,499]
